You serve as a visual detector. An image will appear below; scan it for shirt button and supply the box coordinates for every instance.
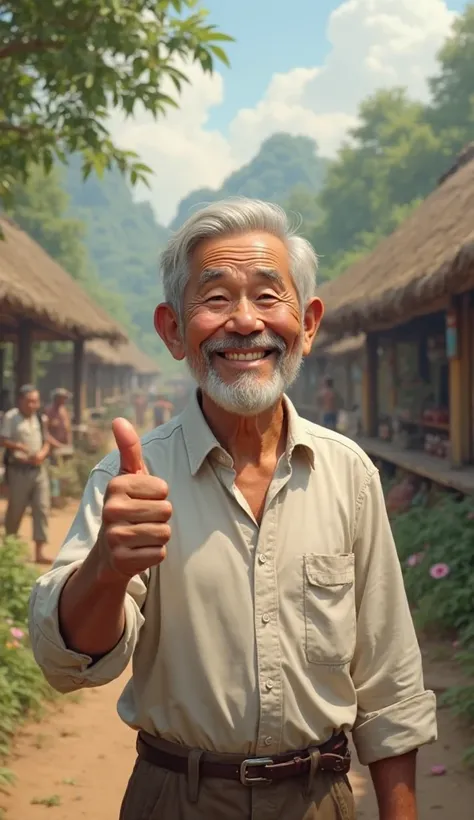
[265,679,274,690]
[264,736,273,746]
[262,613,270,624]
[258,553,267,564]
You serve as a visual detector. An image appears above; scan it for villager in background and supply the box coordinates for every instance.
[1,385,51,564]
[133,391,147,428]
[30,199,436,820]
[318,375,340,429]
[153,394,174,427]
[45,388,73,450]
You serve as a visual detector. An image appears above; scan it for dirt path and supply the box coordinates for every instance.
[2,503,474,819]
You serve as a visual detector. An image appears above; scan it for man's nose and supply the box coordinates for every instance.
[224,298,265,335]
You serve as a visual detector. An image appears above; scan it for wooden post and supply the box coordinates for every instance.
[73,339,85,427]
[362,333,378,437]
[388,337,398,414]
[448,295,471,467]
[0,345,5,396]
[345,358,354,410]
[16,320,33,393]
[460,293,472,464]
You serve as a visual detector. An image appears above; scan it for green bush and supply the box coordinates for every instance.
[392,495,474,639]
[391,491,474,763]
[0,537,56,759]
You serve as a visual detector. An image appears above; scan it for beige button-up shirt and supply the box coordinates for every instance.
[29,392,437,765]
[1,407,43,461]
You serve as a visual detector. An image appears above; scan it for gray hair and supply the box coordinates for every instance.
[160,197,318,322]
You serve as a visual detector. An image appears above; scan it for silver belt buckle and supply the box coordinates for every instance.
[239,756,274,786]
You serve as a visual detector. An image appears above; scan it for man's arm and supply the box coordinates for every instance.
[29,463,148,693]
[58,534,129,658]
[350,469,437,819]
[370,752,417,820]
[0,437,28,453]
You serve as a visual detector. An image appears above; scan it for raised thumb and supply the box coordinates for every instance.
[112,417,146,475]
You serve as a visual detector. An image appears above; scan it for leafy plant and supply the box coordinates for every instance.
[391,491,474,764]
[0,537,57,760]
[0,0,232,203]
[392,495,474,638]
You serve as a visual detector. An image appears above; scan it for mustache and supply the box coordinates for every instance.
[201,332,287,355]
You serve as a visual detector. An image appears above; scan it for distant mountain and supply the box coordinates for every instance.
[63,156,171,359]
[171,133,329,229]
[62,134,328,368]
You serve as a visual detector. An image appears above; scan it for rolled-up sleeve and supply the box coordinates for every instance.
[350,470,437,765]
[28,466,148,693]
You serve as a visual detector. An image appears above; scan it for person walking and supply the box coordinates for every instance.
[1,384,51,564]
[30,199,436,819]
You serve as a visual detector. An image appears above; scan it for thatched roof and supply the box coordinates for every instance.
[324,333,365,358]
[316,150,474,335]
[86,339,160,375]
[0,216,126,342]
[310,330,365,359]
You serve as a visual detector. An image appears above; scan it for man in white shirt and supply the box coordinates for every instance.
[1,384,51,564]
[29,199,436,820]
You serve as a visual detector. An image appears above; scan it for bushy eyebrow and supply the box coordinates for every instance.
[199,267,285,288]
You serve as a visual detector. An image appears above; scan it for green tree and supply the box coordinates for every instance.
[283,183,322,240]
[312,89,448,267]
[0,0,232,200]
[428,4,474,142]
[311,5,474,279]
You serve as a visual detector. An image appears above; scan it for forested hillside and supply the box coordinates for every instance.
[170,133,329,230]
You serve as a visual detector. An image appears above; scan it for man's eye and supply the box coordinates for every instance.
[257,293,278,301]
[205,294,227,302]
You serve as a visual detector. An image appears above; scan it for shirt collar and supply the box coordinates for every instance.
[181,390,315,477]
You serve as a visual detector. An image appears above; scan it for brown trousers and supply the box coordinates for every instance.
[119,756,355,820]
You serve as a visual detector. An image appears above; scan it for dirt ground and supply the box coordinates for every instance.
[1,502,474,819]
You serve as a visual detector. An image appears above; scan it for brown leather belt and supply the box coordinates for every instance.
[137,731,350,786]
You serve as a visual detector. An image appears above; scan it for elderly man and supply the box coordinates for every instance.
[29,199,436,820]
[1,384,51,564]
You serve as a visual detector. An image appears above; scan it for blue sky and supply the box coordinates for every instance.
[113,0,470,222]
[204,0,468,133]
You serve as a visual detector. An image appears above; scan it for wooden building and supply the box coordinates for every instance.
[38,339,161,411]
[301,147,474,494]
[0,216,126,425]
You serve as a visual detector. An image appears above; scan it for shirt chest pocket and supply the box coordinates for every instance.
[303,553,356,666]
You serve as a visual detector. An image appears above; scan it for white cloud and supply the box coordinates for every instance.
[109,0,457,224]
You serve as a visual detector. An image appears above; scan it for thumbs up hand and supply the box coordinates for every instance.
[98,418,171,580]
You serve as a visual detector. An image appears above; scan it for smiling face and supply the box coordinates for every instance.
[155,231,323,415]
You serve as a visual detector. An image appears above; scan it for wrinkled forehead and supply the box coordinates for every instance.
[189,231,291,281]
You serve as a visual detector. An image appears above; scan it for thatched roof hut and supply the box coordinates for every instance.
[316,149,474,336]
[0,216,126,342]
[323,333,366,358]
[86,339,160,375]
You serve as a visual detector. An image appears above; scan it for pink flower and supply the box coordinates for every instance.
[452,640,460,649]
[431,764,446,776]
[10,627,24,640]
[406,553,424,567]
[429,563,450,579]
[467,512,474,521]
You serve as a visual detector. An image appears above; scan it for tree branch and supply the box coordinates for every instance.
[0,39,64,59]
[0,121,43,135]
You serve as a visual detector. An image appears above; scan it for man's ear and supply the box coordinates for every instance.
[302,298,324,356]
[154,303,185,361]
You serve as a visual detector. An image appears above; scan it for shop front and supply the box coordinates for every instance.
[358,293,474,493]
